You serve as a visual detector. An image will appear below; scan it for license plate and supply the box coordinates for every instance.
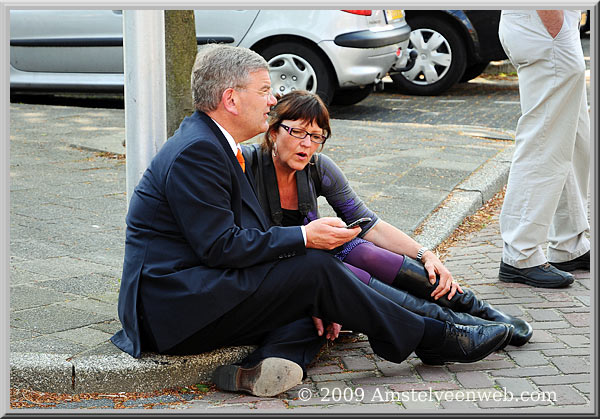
[385,9,404,22]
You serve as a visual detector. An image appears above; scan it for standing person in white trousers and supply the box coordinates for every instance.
[497,10,590,288]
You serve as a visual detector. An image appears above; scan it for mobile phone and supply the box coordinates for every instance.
[345,217,372,229]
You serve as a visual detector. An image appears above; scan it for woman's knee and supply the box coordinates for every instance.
[346,242,379,266]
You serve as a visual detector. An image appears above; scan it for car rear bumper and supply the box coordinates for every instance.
[319,41,399,88]
[334,24,411,48]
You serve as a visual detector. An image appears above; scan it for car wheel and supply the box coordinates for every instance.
[460,61,490,83]
[260,41,335,104]
[330,85,372,106]
[391,15,467,95]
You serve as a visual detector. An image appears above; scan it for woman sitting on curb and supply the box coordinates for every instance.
[243,90,533,347]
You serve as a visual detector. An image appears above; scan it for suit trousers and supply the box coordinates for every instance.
[161,249,425,370]
[498,10,590,268]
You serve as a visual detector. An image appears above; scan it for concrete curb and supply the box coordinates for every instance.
[413,144,513,250]
[10,346,256,394]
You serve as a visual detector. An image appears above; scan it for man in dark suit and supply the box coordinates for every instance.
[111,44,511,397]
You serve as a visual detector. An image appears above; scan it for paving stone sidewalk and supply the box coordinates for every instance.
[172,204,591,413]
[8,97,592,411]
[13,203,591,412]
[9,101,517,397]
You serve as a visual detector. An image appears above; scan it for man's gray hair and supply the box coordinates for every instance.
[191,44,268,112]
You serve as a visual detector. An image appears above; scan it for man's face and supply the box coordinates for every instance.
[236,69,277,141]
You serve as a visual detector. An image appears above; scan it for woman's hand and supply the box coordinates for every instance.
[421,251,463,300]
[362,220,462,299]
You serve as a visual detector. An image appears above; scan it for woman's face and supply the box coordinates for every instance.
[272,119,325,173]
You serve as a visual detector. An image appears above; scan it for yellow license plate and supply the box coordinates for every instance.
[385,9,404,22]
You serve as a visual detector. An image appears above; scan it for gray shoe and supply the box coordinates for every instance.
[212,357,303,397]
[499,261,573,288]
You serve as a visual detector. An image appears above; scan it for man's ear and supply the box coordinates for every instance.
[221,88,240,116]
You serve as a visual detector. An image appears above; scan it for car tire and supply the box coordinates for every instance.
[259,41,335,105]
[391,15,467,95]
[330,85,372,106]
[460,61,490,83]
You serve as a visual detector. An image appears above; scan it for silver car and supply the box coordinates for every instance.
[10,9,410,105]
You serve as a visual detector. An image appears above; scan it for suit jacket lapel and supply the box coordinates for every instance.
[244,166,259,196]
[196,112,270,229]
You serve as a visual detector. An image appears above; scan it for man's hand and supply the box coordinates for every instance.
[421,251,463,300]
[537,10,564,38]
[305,217,360,250]
[312,316,342,341]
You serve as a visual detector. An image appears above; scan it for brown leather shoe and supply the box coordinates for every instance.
[212,357,303,397]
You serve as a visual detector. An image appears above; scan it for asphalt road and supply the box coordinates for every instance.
[331,79,521,131]
[329,36,590,132]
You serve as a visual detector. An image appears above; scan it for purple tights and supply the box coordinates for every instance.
[342,242,405,286]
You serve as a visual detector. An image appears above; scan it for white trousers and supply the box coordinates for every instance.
[498,10,590,268]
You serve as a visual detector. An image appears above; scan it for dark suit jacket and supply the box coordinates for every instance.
[111,111,306,358]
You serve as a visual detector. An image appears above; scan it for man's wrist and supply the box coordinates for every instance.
[300,225,307,245]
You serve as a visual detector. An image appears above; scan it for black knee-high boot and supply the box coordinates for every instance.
[390,256,532,346]
[368,277,514,350]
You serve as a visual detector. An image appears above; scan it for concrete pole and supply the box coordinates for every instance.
[123,10,167,204]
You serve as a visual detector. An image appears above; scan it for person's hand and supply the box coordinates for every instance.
[305,217,360,250]
[537,10,564,38]
[421,251,463,300]
[312,316,342,341]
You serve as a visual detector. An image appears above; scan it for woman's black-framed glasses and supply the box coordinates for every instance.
[279,123,328,144]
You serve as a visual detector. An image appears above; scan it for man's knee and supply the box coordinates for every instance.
[291,249,354,285]
[305,249,352,275]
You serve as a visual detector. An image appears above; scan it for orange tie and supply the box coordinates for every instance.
[236,148,245,173]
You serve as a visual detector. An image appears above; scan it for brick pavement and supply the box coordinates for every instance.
[181,205,592,412]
